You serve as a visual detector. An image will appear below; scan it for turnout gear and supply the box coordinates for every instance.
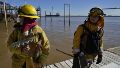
[18,4,40,19]
[80,24,103,54]
[8,4,49,68]
[96,53,102,64]
[73,24,103,68]
[7,24,50,68]
[73,16,104,49]
[72,53,80,68]
[73,7,104,68]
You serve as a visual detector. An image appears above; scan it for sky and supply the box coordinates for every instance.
[1,0,120,16]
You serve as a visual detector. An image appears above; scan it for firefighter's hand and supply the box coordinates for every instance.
[72,48,80,54]
[34,53,48,64]
[96,54,102,64]
[21,45,30,56]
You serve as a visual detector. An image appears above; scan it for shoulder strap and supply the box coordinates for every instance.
[79,24,88,52]
[81,24,91,34]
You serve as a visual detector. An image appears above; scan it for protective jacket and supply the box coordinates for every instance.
[73,16,104,49]
[73,16,104,59]
[7,23,50,68]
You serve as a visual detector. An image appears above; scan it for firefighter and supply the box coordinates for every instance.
[72,7,104,68]
[7,4,50,68]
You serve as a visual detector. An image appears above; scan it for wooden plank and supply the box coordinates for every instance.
[64,60,73,68]
[69,59,73,63]
[60,61,70,68]
[91,63,99,68]
[46,66,51,68]
[100,62,120,68]
[104,51,120,64]
[44,51,120,68]
[43,66,46,68]
[43,65,47,68]
[91,51,120,68]
[54,63,64,68]
[49,64,57,68]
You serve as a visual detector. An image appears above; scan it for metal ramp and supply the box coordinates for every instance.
[44,51,120,68]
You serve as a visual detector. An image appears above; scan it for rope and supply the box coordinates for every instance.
[56,49,73,57]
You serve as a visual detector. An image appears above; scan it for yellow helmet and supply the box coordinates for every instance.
[89,7,104,16]
[18,4,40,18]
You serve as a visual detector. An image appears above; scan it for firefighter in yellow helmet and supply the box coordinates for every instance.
[7,4,50,68]
[72,7,104,68]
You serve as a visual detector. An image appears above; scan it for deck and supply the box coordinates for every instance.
[44,47,120,68]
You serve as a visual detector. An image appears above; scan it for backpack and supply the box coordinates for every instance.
[80,24,103,54]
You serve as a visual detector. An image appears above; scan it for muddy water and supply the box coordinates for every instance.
[40,16,120,64]
[0,20,14,68]
[0,19,73,68]
[0,17,120,68]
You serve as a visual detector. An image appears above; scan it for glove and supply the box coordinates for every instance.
[72,48,80,54]
[33,53,48,64]
[21,45,31,56]
[79,52,84,56]
[79,52,88,66]
[96,54,102,64]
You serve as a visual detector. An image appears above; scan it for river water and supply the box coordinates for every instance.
[0,16,120,67]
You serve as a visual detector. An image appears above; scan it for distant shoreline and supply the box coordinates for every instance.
[41,16,120,17]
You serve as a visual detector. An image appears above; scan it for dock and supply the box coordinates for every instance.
[0,1,41,22]
[44,47,120,68]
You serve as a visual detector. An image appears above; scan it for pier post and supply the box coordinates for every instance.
[45,11,47,27]
[64,4,65,27]
[3,1,8,32]
[64,4,71,28]
[68,4,70,27]
[39,7,41,24]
